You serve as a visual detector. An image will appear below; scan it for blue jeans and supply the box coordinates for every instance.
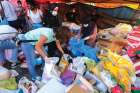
[0,40,18,64]
[21,43,38,79]
[0,18,8,25]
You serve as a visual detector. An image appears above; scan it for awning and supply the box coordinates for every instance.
[86,3,140,9]
[35,0,62,3]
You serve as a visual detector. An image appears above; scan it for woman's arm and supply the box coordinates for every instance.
[27,10,34,23]
[84,24,97,42]
[56,40,64,55]
[35,35,48,59]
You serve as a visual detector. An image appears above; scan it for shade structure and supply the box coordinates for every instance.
[62,0,140,3]
[35,0,62,3]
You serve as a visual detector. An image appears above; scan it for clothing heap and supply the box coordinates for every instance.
[1,22,140,93]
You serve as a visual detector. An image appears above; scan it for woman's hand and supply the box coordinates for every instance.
[44,56,50,63]
[56,40,65,55]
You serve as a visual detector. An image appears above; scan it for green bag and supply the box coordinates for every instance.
[0,78,17,90]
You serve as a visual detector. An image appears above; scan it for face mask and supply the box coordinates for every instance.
[83,24,89,27]
[52,11,58,16]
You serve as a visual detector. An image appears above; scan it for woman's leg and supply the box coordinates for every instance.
[0,40,18,66]
[0,49,5,66]
[21,43,38,79]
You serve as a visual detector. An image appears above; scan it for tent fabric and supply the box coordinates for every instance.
[96,7,134,20]
[94,3,139,9]
[35,0,62,3]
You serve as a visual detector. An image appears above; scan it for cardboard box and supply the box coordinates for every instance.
[68,84,87,93]
[67,75,95,93]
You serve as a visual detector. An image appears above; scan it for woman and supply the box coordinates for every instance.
[16,0,26,32]
[18,27,64,80]
[42,6,60,29]
[27,4,43,29]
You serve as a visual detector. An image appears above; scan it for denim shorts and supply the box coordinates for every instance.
[0,39,17,62]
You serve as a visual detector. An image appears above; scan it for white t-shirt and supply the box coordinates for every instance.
[27,9,43,24]
[0,25,18,40]
[0,0,17,21]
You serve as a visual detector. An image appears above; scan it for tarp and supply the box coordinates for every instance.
[35,0,62,3]
[86,3,140,9]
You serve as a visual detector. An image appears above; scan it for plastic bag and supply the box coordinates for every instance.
[100,70,117,89]
[18,77,37,93]
[73,75,96,93]
[42,57,60,83]
[82,57,97,72]
[68,37,84,56]
[37,79,66,93]
[81,46,99,62]
[134,77,140,88]
[0,89,18,93]
[70,57,86,75]
[0,66,10,80]
[0,78,17,90]
[60,68,76,86]
[84,71,108,93]
[58,54,72,73]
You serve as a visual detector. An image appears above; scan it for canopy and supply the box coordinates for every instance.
[10,0,140,10]
[62,0,140,3]
[35,0,62,3]
[87,3,140,9]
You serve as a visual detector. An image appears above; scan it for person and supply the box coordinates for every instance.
[42,5,60,29]
[63,7,81,36]
[16,0,26,32]
[27,4,43,29]
[18,27,64,80]
[0,0,19,29]
[65,8,78,23]
[0,25,18,67]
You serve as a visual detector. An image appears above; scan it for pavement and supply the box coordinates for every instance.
[4,61,43,81]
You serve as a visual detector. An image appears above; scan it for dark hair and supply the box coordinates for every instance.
[55,27,72,44]
[17,0,22,4]
[30,4,38,10]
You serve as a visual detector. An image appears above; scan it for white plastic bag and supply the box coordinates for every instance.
[70,57,86,75]
[42,57,60,83]
[37,79,66,93]
[18,77,37,93]
[0,89,18,93]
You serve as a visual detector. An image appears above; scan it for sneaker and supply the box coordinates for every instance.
[20,63,28,68]
[11,63,19,69]
[32,76,41,81]
[35,76,41,81]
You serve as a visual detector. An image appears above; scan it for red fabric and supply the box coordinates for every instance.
[131,87,140,90]
[111,86,123,93]
[135,65,140,71]
[127,25,140,57]
[35,0,62,3]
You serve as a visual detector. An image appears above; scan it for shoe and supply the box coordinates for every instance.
[32,76,41,81]
[20,63,28,68]
[11,62,19,69]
